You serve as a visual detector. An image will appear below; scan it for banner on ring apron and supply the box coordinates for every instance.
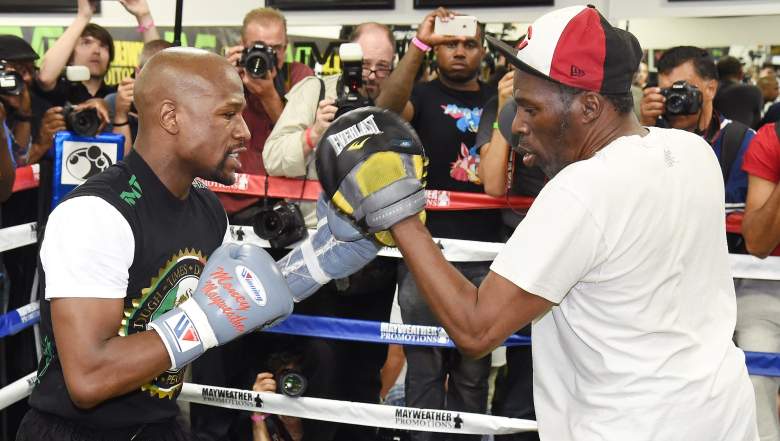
[51,131,125,208]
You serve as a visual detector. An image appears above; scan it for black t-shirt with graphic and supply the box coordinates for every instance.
[410,79,501,242]
[29,151,226,429]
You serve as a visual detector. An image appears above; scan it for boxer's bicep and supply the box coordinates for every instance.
[474,271,552,356]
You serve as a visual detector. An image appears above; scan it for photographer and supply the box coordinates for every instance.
[263,22,394,226]
[640,46,755,205]
[36,0,159,106]
[218,7,314,217]
[250,352,305,441]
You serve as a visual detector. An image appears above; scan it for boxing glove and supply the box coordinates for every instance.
[150,243,294,369]
[277,195,381,302]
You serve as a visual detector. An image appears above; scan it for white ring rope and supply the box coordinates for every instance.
[0,372,538,435]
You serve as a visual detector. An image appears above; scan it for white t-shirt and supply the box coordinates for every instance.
[41,196,231,300]
[491,127,758,441]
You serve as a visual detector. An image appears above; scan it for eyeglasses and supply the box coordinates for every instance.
[362,65,392,79]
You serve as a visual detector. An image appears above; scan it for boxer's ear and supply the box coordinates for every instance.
[160,100,179,135]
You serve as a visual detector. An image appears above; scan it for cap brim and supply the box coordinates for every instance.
[497,100,519,149]
[485,35,554,84]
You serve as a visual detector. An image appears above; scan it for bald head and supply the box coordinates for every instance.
[135,47,243,121]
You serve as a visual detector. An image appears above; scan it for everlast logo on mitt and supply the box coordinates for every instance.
[327,114,382,155]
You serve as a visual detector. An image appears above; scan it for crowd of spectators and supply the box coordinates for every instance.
[2,2,780,441]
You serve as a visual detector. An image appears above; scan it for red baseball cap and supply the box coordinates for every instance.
[486,5,642,95]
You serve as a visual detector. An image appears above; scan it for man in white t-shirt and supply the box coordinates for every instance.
[388,5,758,440]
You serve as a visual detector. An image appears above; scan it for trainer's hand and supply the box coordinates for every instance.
[150,243,294,369]
[640,87,665,126]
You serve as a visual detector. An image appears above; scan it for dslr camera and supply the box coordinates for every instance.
[0,61,23,96]
[253,200,307,249]
[276,368,307,397]
[335,43,373,118]
[660,80,702,116]
[240,42,277,79]
[63,103,101,137]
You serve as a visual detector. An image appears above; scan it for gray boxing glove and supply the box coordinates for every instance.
[277,195,381,301]
[150,243,294,369]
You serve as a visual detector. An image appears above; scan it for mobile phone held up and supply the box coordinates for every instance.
[434,15,477,37]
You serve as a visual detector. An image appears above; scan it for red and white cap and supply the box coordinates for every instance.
[486,5,642,95]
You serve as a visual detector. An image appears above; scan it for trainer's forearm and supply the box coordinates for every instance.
[390,216,486,354]
[374,46,426,114]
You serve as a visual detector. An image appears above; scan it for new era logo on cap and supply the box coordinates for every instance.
[486,5,642,95]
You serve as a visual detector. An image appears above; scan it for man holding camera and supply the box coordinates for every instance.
[218,7,314,217]
[640,46,755,206]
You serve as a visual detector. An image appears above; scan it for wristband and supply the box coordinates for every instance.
[251,413,268,423]
[14,113,33,122]
[136,18,155,33]
[411,37,431,53]
[304,126,316,150]
[493,121,499,129]
[113,120,129,127]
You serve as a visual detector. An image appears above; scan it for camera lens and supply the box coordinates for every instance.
[66,107,101,137]
[245,52,270,78]
[255,209,284,240]
[277,370,307,397]
[665,94,686,115]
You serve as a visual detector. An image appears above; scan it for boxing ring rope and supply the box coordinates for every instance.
[0,372,538,435]
[3,167,780,433]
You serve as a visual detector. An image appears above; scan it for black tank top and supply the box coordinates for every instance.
[29,151,227,429]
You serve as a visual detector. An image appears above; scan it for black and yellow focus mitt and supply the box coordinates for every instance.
[315,107,427,247]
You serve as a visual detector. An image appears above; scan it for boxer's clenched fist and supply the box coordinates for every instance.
[150,243,294,369]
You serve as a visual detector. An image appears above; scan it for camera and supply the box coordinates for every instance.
[63,103,101,137]
[335,43,373,118]
[253,201,307,249]
[0,61,23,96]
[276,368,307,397]
[660,80,702,116]
[240,42,277,79]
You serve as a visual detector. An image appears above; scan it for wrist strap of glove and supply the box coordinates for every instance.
[149,298,219,370]
[301,228,332,285]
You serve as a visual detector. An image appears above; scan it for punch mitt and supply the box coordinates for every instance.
[315,107,427,246]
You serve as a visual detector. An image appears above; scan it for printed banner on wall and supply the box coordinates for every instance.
[0,25,358,85]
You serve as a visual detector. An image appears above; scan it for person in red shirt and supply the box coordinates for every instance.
[737,122,780,441]
[220,7,313,216]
